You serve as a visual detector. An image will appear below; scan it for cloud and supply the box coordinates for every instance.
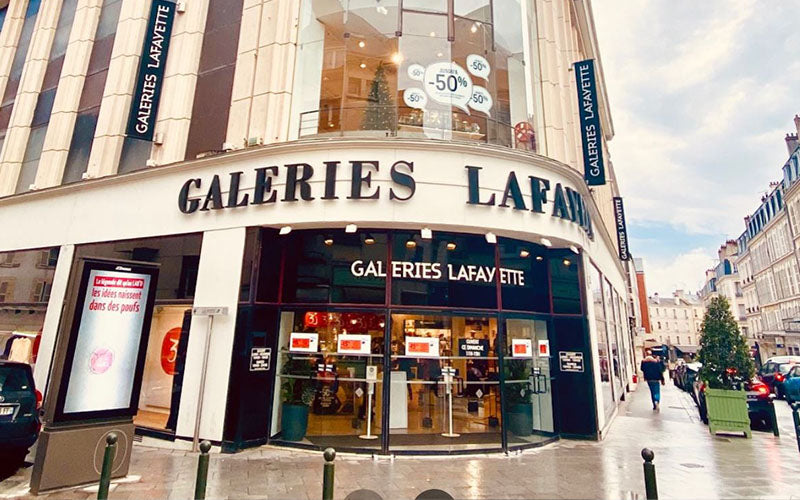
[641,248,717,296]
[592,0,799,289]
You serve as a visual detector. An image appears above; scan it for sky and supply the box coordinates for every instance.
[591,1,800,296]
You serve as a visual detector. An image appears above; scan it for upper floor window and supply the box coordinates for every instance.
[290,0,537,151]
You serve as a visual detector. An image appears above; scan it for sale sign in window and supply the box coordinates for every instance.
[404,336,439,358]
[337,334,371,355]
[289,332,318,353]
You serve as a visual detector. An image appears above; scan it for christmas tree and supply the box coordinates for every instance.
[698,295,755,389]
[362,63,397,132]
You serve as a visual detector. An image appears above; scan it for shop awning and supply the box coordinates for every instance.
[673,345,698,354]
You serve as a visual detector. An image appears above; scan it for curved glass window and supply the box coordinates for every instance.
[290,0,537,151]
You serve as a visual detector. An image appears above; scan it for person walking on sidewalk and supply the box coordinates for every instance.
[641,351,665,410]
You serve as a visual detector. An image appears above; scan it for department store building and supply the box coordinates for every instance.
[0,0,637,454]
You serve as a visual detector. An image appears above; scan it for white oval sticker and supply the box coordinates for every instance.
[466,54,491,79]
[469,86,493,116]
[407,63,425,82]
[403,87,428,109]
[423,62,473,114]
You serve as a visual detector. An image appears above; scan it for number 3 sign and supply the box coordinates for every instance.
[160,327,182,375]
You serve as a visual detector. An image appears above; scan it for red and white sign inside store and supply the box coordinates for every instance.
[404,336,439,358]
[538,339,550,357]
[337,334,372,355]
[511,338,532,358]
[289,332,319,353]
[160,327,182,375]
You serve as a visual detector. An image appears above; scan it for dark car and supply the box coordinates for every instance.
[758,356,800,399]
[0,361,41,466]
[692,375,774,428]
[675,362,701,392]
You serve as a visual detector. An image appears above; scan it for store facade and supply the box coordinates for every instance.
[0,139,633,453]
[0,0,635,455]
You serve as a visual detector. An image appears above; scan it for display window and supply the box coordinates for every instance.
[272,309,386,450]
[0,248,58,368]
[589,264,614,419]
[291,0,537,151]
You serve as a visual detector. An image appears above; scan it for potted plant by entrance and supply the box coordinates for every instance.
[504,359,533,437]
[697,296,755,438]
[280,375,315,442]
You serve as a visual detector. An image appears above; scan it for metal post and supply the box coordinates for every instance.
[441,369,459,438]
[641,448,658,500]
[194,441,211,500]
[322,448,336,500]
[193,316,214,452]
[97,433,117,500]
[792,402,800,453]
[768,399,780,437]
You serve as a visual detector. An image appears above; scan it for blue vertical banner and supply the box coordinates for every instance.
[613,197,630,261]
[574,59,605,186]
[126,0,176,141]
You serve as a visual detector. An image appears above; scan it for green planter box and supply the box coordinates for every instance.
[705,388,751,438]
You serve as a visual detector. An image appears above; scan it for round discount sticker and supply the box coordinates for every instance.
[423,62,473,113]
[469,85,493,116]
[403,87,427,109]
[407,63,425,82]
[466,54,490,79]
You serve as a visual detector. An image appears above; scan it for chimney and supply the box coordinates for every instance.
[795,114,800,136]
[786,133,798,155]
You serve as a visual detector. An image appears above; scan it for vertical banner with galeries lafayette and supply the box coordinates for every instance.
[574,59,606,186]
[613,196,630,261]
[126,0,176,141]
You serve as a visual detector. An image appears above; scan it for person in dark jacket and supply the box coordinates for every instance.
[640,351,665,410]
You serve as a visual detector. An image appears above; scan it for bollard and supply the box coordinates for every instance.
[768,399,780,437]
[641,448,658,500]
[97,432,117,500]
[322,448,336,500]
[792,402,800,453]
[194,441,212,500]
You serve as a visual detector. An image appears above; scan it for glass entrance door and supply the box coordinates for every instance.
[503,318,555,447]
[388,313,502,451]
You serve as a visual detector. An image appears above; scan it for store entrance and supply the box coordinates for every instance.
[503,318,555,447]
[388,313,502,451]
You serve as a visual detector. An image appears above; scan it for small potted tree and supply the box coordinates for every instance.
[697,296,755,438]
[279,359,316,441]
[503,359,533,437]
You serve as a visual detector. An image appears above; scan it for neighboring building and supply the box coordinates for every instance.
[647,291,704,359]
[0,0,636,455]
[699,241,747,336]
[731,115,800,360]
[634,258,651,332]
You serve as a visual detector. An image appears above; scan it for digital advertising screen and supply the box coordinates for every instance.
[54,259,159,422]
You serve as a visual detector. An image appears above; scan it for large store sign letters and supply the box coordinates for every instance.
[177,160,593,238]
[350,259,526,286]
[126,0,175,141]
[613,197,630,261]
[574,59,605,186]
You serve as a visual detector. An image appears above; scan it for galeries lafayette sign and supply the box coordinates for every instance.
[177,159,594,239]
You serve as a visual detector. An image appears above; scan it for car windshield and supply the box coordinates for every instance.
[0,366,31,392]
[778,364,794,374]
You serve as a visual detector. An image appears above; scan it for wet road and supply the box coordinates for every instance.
[2,381,799,499]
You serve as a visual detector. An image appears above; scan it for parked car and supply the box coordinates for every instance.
[677,362,701,393]
[782,365,800,403]
[758,356,800,399]
[692,374,773,429]
[0,361,41,467]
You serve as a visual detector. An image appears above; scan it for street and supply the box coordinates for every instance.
[1,381,798,499]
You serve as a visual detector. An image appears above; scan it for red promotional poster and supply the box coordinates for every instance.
[160,327,182,375]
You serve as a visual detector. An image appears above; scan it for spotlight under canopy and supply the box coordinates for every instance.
[279,226,292,235]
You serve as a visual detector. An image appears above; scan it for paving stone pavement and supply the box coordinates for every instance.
[2,382,800,499]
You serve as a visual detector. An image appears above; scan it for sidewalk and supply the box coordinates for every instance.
[2,382,799,499]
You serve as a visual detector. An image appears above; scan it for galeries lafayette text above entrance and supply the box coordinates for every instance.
[177,159,594,238]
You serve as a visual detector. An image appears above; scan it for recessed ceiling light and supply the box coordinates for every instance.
[470,24,478,33]
[406,240,417,248]
[446,242,457,251]
[535,256,544,261]
[520,249,530,258]
[324,237,334,246]
[364,235,375,245]
[279,226,292,235]
[391,52,403,64]
[358,40,366,48]
[359,62,366,69]
[345,224,357,233]
[563,259,571,266]
[540,238,552,247]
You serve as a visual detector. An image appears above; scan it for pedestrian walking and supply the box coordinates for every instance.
[641,351,665,411]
